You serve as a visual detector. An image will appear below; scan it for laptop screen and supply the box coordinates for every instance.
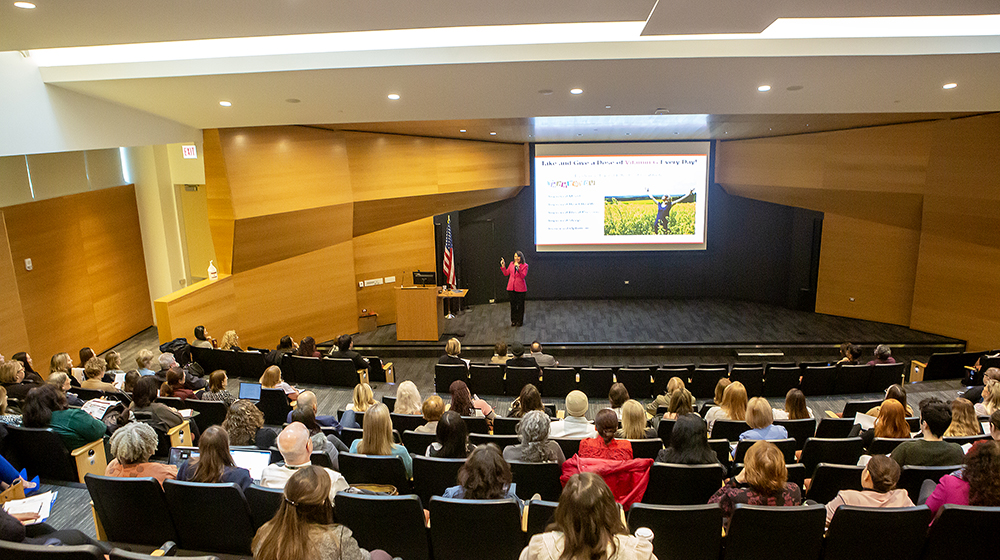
[239,382,262,401]
[167,447,273,483]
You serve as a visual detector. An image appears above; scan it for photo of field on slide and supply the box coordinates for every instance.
[604,193,697,236]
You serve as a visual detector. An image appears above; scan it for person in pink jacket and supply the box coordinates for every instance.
[500,251,529,326]
[825,454,913,527]
[925,440,1000,517]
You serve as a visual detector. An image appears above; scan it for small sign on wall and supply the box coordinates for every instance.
[181,145,198,159]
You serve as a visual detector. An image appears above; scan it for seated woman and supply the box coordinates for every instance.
[579,409,633,461]
[0,361,38,401]
[449,380,495,423]
[393,380,422,415]
[925,440,1000,516]
[1,506,112,553]
[260,365,298,403]
[291,407,345,470]
[656,414,718,464]
[859,398,910,450]
[22,384,107,451]
[438,338,468,369]
[705,381,747,435]
[129,376,184,433]
[178,426,251,490]
[772,388,814,420]
[81,357,118,392]
[224,399,277,449]
[661,389,696,421]
[974,374,1000,417]
[159,368,195,400]
[427,411,474,458]
[349,403,413,478]
[297,336,321,358]
[219,330,243,351]
[508,383,545,418]
[195,370,236,408]
[944,398,982,437]
[50,352,80,387]
[520,472,654,560]
[608,383,629,419]
[252,465,391,560]
[647,375,694,416]
[46,371,83,407]
[103,351,126,379]
[502,410,565,464]
[825,454,913,526]
[347,382,376,413]
[866,384,913,417]
[443,444,521,510]
[105,421,177,486]
[490,341,510,364]
[11,352,44,385]
[414,395,444,434]
[0,386,22,426]
[618,400,656,439]
[739,397,789,441]
[122,370,140,393]
[709,440,802,527]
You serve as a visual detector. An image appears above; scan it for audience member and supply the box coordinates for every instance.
[135,349,156,377]
[991,411,1000,441]
[491,341,510,364]
[503,410,565,464]
[925,440,1000,515]
[529,341,559,367]
[772,388,814,420]
[77,347,96,369]
[740,397,789,441]
[195,370,236,407]
[0,361,37,400]
[224,399,277,449]
[11,352,43,385]
[860,398,910,450]
[444,444,522,510]
[608,383,629,419]
[177,426,251,489]
[0,386,22,426]
[160,367,195,400]
[549,390,597,439]
[647,375,694,415]
[266,335,297,366]
[219,330,242,351]
[974,369,1000,416]
[297,336,321,358]
[520,472,654,560]
[890,398,964,467]
[824,454,913,526]
[661,389,695,421]
[105,421,177,486]
[836,342,854,365]
[23,384,106,450]
[415,395,444,434]
[427,411,474,458]
[866,384,913,416]
[944,398,982,437]
[291,407,346,469]
[448,380,495,421]
[154,352,178,383]
[286,390,339,428]
[103,351,125,379]
[438,338,468,369]
[122,370,140,393]
[253,465,390,560]
[579,409,633,461]
[393,380,422,415]
[618,400,656,439]
[709,440,802,527]
[129,376,184,433]
[656,415,718,464]
[191,325,214,348]
[705,381,747,435]
[506,342,538,368]
[0,504,112,552]
[46,371,83,407]
[867,344,896,366]
[261,423,349,500]
[347,382,376,413]
[509,383,545,418]
[329,334,387,381]
[349,403,413,478]
[712,378,731,406]
[260,365,299,402]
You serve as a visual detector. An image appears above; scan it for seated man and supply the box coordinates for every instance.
[548,390,597,439]
[285,390,340,429]
[506,342,538,369]
[260,422,349,501]
[891,398,965,467]
[328,334,387,381]
[529,341,559,368]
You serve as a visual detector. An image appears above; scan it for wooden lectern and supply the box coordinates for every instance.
[395,287,468,341]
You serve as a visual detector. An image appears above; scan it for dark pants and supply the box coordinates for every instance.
[509,290,525,325]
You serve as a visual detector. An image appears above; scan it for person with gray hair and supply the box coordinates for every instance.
[105,421,178,485]
[502,410,566,464]
[868,344,896,366]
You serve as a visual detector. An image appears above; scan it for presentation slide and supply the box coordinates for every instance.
[534,142,711,252]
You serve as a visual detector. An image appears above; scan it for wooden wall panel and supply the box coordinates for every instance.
[203,129,235,275]
[820,123,931,194]
[0,213,30,356]
[345,132,441,202]
[220,127,352,219]
[154,276,237,345]
[815,213,921,327]
[715,134,827,190]
[353,186,522,238]
[353,218,436,326]
[231,203,353,273]
[924,114,1000,200]
[434,138,526,193]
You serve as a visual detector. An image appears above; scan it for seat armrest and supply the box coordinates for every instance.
[167,420,191,448]
[90,501,108,540]
[72,439,108,483]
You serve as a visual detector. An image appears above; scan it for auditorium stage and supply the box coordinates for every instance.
[351,298,963,360]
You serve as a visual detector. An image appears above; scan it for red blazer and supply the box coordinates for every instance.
[501,262,528,292]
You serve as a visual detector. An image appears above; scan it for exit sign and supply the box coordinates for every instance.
[181,145,197,159]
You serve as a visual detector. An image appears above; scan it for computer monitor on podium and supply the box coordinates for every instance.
[413,271,436,286]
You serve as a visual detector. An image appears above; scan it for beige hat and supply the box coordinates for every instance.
[565,390,589,418]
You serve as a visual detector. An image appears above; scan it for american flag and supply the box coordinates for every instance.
[443,216,456,288]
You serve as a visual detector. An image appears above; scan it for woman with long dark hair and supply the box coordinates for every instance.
[427,411,474,458]
[297,336,321,358]
[500,250,528,326]
[656,414,718,464]
[925,440,1000,516]
[177,426,251,490]
[443,444,521,509]
[11,352,43,385]
[22,384,106,450]
[448,380,495,422]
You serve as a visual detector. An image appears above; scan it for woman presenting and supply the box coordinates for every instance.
[500,251,528,327]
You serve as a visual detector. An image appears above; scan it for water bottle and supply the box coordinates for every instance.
[635,527,654,543]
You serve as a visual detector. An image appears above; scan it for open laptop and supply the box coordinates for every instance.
[168,446,273,484]
[238,382,262,401]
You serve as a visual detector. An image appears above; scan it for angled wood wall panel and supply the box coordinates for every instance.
[353,218,436,326]
[203,129,235,275]
[154,276,237,345]
[0,212,30,356]
[231,203,353,273]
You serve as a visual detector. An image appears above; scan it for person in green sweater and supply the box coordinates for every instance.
[891,398,965,467]
[22,383,107,450]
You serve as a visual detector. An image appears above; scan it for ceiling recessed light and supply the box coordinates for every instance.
[570,88,583,95]
[942,83,957,89]
[489,131,497,135]
[14,2,35,8]
[674,132,679,135]
[625,132,631,136]
[757,85,771,92]
[538,89,554,96]
[605,105,611,109]
[387,93,400,100]
[285,98,300,104]
[219,101,232,107]
[459,129,467,133]
[787,85,804,91]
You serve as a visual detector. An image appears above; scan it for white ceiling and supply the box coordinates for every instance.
[3,0,998,141]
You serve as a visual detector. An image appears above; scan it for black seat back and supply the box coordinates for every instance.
[729,367,764,397]
[85,474,177,546]
[708,439,732,469]
[898,465,962,503]
[552,438,581,459]
[628,438,664,460]
[524,499,559,537]
[434,364,468,393]
[841,399,883,419]
[616,368,652,399]
[324,357,360,387]
[578,368,614,397]
[868,437,912,456]
[835,364,873,394]
[656,418,676,445]
[816,417,857,438]
[401,430,437,456]
[280,355,322,385]
[162,480,255,554]
[763,366,800,398]
[469,433,519,448]
[257,388,292,425]
[186,398,229,432]
[711,419,751,442]
[245,484,284,529]
[643,463,727,505]
[469,364,504,396]
[508,460,564,502]
[733,438,796,464]
[868,362,906,393]
[541,367,577,397]
[5,425,79,482]
[338,452,411,493]
[463,415,490,434]
[774,418,817,449]
[390,413,425,434]
[804,463,864,503]
[504,366,540,396]
[428,497,525,560]
[627,503,723,560]
[689,368,727,399]
[799,437,865,477]
[493,416,520,435]
[799,365,836,396]
[0,541,103,559]
[824,505,932,560]
[924,504,1000,557]
[411,455,465,506]
[334,493,431,560]
[725,504,826,560]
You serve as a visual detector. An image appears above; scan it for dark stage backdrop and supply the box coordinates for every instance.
[435,143,823,311]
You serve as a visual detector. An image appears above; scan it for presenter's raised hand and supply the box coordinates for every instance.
[500,257,505,268]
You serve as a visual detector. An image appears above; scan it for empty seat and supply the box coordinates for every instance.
[841,399,883,419]
[628,438,664,460]
[627,503,722,560]
[5,425,106,484]
[835,364,872,395]
[708,439,733,469]
[428,497,525,560]
[868,437,911,456]
[434,364,468,394]
[823,505,932,560]
[390,413,425,434]
[642,463,727,505]
[656,418,675,446]
[552,438,581,459]
[85,474,178,546]
[689,368,727,399]
[578,368,614,397]
[898,465,962,503]
[411,455,465,507]
[803,463,864,504]
[0,541,103,559]
[762,366,800,398]
[185,398,229,433]
[724,504,826,560]
[162,480,255,555]
[509,460,564,502]
[245,484,283,529]
[493,416,521,435]
[799,437,864,477]
[257,388,292,426]
[615,368,652,399]
[523,499,559,537]
[541,367,577,397]
[729,367,764,398]
[338,452,412,493]
[469,364,504,396]
[463,416,490,435]
[401,430,437,456]
[815,417,857,439]
[334,493,431,560]
[923,504,1000,558]
[799,365,836,396]
[774,418,817,449]
[470,433,519,449]
[281,355,324,385]
[732,438,796,464]
[868,362,906,393]
[504,366,541,396]
[710,419,751,442]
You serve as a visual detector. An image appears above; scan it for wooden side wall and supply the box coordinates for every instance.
[716,113,1000,350]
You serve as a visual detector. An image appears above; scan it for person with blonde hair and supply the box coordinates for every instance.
[135,349,156,377]
[709,440,802,527]
[773,388,814,420]
[647,375,695,415]
[81,357,117,392]
[347,382,376,413]
[348,403,412,478]
[438,338,468,369]
[0,360,38,400]
[45,371,83,407]
[260,365,298,402]
[219,330,242,351]
[0,386,22,427]
[661,389,695,421]
[393,380,422,415]
[618,400,656,439]
[739,397,788,441]
[944,397,982,437]
[104,351,125,376]
[253,465,391,560]
[106,421,177,486]
[519,472,655,560]
[974,369,1000,416]
[705,381,747,435]
[713,377,732,407]
[415,395,444,434]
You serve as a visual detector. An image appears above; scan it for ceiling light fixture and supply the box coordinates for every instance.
[570,88,583,95]
[605,105,612,109]
[387,93,400,100]
[459,129,467,133]
[219,100,232,107]
[942,83,957,89]
[489,131,497,135]
[757,85,771,92]
[14,2,35,8]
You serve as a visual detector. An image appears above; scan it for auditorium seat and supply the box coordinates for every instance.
[823,505,932,560]
[798,365,836,396]
[71,387,105,401]
[834,364,872,394]
[338,452,412,493]
[382,395,396,409]
[840,399,883,419]
[708,439,733,469]
[411,455,465,506]
[493,416,520,435]
[190,347,268,380]
[724,504,826,560]
[162,480,256,555]
[815,417,856,438]
[689,368,727,399]
[652,367,689,397]
[868,362,906,393]
[185,398,228,433]
[803,463,864,504]
[504,366,540,396]
[401,430,436,456]
[470,433,519,449]
[628,438,665,460]
[5,425,107,484]
[85,474,178,546]
[0,541,103,560]
[799,437,864,477]
[710,419,751,442]
[110,550,219,560]
[578,367,614,397]
[732,438,796,464]
[335,493,431,560]
[627,503,722,560]
[642,463,727,505]
[552,438,581,459]
[943,434,990,445]
[390,413,425,434]
[244,484,283,529]
[469,363,504,396]
[616,368,653,399]
[257,388,293,426]
[897,465,962,503]
[656,418,675,445]
[540,367,577,397]
[434,363,468,394]
[463,415,490,435]
[773,418,816,449]
[524,499,559,537]
[428,497,526,560]
[762,366,800,398]
[868,437,911,456]
[281,354,324,384]
[922,504,1000,558]
[729,366,764,397]
[509,461,563,502]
